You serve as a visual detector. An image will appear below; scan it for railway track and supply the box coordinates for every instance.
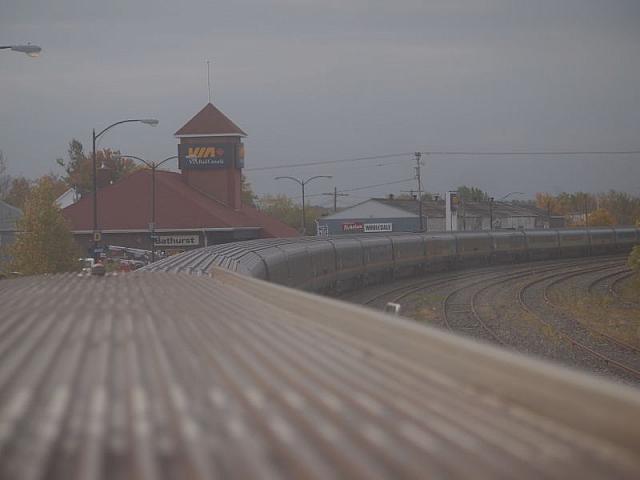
[553,268,640,357]
[350,256,640,384]
[359,256,623,308]
[609,271,638,305]
[517,262,640,382]
[441,260,624,346]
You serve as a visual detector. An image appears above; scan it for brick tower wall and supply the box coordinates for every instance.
[178,136,243,210]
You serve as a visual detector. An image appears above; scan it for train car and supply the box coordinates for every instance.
[490,231,527,263]
[329,237,365,292]
[613,227,639,253]
[358,235,394,285]
[232,250,268,279]
[423,233,457,270]
[277,243,315,289]
[558,229,590,257]
[390,234,426,278]
[306,240,337,293]
[455,232,493,266]
[252,244,291,285]
[588,228,616,255]
[523,230,560,260]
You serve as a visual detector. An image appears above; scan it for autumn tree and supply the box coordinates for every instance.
[535,193,562,215]
[57,139,137,197]
[457,185,489,202]
[0,150,10,200]
[241,174,257,207]
[257,194,327,234]
[628,246,640,295]
[3,177,32,210]
[597,191,640,225]
[10,177,80,275]
[587,208,615,226]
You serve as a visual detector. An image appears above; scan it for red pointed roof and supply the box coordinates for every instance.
[62,170,297,238]
[174,103,247,137]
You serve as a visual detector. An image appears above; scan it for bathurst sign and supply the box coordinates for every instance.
[154,235,200,247]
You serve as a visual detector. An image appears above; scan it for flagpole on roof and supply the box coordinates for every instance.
[206,60,212,103]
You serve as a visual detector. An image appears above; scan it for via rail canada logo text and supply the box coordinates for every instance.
[187,146,225,158]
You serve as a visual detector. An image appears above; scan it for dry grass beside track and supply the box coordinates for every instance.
[619,275,640,303]
[412,293,444,324]
[549,287,640,347]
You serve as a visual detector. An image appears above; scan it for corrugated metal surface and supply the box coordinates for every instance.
[1,271,640,479]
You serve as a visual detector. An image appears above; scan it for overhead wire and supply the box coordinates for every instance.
[297,177,416,200]
[245,149,640,173]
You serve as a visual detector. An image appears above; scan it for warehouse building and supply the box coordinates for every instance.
[316,197,549,235]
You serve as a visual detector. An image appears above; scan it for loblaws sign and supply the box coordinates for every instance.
[178,143,244,170]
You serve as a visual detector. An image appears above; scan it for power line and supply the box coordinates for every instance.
[422,150,640,156]
[245,149,640,174]
[295,178,415,200]
[338,177,416,193]
[245,152,413,172]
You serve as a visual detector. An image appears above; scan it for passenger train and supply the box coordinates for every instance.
[148,227,639,294]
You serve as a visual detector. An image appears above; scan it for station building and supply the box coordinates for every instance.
[316,197,550,235]
[63,103,297,255]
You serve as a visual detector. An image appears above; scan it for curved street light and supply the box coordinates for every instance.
[115,154,177,263]
[0,44,42,57]
[92,119,158,260]
[488,192,525,230]
[275,175,332,235]
[497,191,525,202]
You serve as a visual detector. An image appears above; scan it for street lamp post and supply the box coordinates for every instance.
[92,119,158,261]
[497,191,525,202]
[275,175,332,235]
[0,44,42,57]
[115,155,176,262]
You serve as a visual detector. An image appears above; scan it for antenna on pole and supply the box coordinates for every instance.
[414,152,424,231]
[206,60,212,103]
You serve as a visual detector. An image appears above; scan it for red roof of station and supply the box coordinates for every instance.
[62,170,298,238]
[174,103,247,137]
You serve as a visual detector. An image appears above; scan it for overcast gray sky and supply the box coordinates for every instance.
[1,0,639,207]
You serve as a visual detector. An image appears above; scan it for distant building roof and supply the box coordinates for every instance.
[374,198,444,217]
[55,188,80,209]
[62,170,297,238]
[0,200,22,231]
[373,198,547,218]
[174,103,247,137]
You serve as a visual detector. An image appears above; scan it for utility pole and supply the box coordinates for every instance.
[489,197,494,231]
[322,187,348,212]
[415,152,424,231]
[585,197,589,228]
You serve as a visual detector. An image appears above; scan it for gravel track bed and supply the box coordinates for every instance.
[518,262,640,386]
[343,255,639,387]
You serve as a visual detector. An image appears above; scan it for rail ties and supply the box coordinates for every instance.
[518,262,640,382]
